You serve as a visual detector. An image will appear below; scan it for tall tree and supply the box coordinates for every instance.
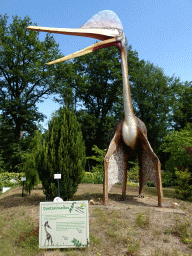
[130,60,178,153]
[73,45,122,119]
[0,14,64,170]
[172,81,192,130]
[37,107,86,200]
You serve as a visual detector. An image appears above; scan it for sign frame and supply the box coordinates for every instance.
[39,200,89,248]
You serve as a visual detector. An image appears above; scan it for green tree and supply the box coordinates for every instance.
[0,14,64,171]
[37,107,86,200]
[54,45,123,169]
[161,123,192,181]
[172,81,192,131]
[73,45,122,119]
[53,61,77,111]
[130,60,178,153]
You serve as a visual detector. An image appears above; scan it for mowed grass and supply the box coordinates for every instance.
[0,184,192,256]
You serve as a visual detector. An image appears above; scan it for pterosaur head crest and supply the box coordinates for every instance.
[81,10,123,31]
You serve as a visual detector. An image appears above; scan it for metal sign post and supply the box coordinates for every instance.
[21,177,26,197]
[54,173,61,197]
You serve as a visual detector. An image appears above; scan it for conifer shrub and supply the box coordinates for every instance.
[37,107,86,201]
[21,130,42,194]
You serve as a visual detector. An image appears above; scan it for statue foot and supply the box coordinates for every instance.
[138,194,144,198]
[118,195,126,201]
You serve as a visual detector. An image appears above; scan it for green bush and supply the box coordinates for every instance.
[175,167,192,199]
[86,145,106,178]
[162,170,175,187]
[161,123,192,179]
[127,180,138,186]
[37,107,86,200]
[20,131,42,195]
[0,172,25,189]
[82,172,95,183]
[146,181,155,187]
[127,160,139,183]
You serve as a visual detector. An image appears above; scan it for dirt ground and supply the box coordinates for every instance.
[0,183,192,256]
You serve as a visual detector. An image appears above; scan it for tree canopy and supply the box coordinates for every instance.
[161,123,192,178]
[172,81,192,131]
[0,14,67,171]
[1,13,191,177]
[0,14,62,138]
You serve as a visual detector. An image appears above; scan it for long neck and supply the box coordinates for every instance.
[45,225,48,234]
[120,46,134,123]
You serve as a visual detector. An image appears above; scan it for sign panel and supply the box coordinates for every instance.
[54,174,61,179]
[39,201,89,248]
[21,177,26,181]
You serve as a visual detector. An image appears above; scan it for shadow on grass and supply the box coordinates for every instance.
[72,191,160,208]
[0,183,180,210]
[0,191,46,209]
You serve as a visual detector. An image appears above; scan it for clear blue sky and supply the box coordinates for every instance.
[1,0,192,130]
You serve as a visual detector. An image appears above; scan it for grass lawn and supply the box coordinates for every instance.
[0,183,192,256]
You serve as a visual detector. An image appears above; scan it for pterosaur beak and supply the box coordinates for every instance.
[26,26,120,65]
[47,38,117,65]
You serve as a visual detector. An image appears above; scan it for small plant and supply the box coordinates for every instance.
[90,233,102,245]
[163,237,170,243]
[135,211,150,228]
[164,227,173,235]
[174,216,192,247]
[106,228,116,238]
[127,237,140,254]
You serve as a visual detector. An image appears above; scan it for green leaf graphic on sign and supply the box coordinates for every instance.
[71,238,82,247]
[69,202,75,213]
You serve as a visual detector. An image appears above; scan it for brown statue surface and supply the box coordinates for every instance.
[27,10,163,207]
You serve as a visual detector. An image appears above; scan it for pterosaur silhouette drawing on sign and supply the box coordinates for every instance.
[44,221,54,246]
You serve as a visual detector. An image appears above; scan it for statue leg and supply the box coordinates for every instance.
[140,133,164,207]
[138,153,144,198]
[155,158,163,207]
[118,160,128,201]
[103,135,118,205]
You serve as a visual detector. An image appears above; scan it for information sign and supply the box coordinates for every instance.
[39,201,89,248]
[54,174,61,179]
[21,177,26,181]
